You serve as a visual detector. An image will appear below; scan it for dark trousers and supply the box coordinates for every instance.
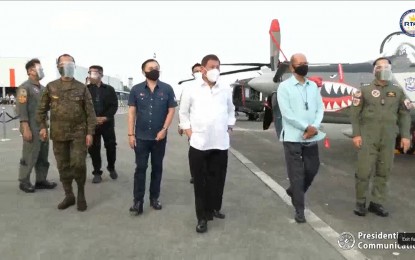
[88,123,117,174]
[189,146,228,221]
[283,142,320,213]
[133,138,167,202]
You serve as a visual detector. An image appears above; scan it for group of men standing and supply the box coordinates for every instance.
[16,54,119,212]
[14,51,412,233]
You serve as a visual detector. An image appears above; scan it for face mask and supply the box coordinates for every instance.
[90,71,100,80]
[206,68,220,83]
[193,72,202,79]
[373,65,392,81]
[294,65,308,77]
[145,70,160,81]
[35,65,44,80]
[59,62,75,78]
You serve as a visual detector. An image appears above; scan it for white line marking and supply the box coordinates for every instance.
[229,147,368,260]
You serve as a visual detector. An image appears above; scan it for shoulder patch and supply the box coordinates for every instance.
[404,99,413,110]
[17,88,28,104]
[352,89,362,98]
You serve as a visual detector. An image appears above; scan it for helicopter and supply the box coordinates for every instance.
[220,19,415,153]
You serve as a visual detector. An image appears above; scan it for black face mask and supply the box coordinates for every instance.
[294,65,308,77]
[145,70,160,81]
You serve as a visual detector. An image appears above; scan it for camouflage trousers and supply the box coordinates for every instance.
[19,134,50,184]
[355,133,395,205]
[52,139,87,185]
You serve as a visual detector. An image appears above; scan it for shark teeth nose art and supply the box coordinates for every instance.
[320,82,356,112]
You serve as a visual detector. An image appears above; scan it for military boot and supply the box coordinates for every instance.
[58,181,76,210]
[77,183,87,212]
[368,202,389,217]
[353,202,367,217]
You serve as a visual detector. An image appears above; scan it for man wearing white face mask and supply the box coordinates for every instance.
[350,57,411,217]
[179,54,236,233]
[178,63,202,184]
[37,54,96,212]
[86,65,119,184]
[16,58,56,193]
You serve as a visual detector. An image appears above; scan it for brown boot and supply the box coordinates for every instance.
[58,181,76,210]
[77,184,87,212]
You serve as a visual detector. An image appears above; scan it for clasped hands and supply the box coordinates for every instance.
[303,125,318,140]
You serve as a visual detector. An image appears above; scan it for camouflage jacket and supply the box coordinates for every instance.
[36,78,96,141]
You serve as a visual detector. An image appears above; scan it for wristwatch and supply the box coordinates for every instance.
[162,127,168,131]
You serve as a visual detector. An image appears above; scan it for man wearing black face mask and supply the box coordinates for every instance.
[87,65,119,184]
[16,58,56,193]
[350,57,411,217]
[277,53,325,224]
[127,59,177,215]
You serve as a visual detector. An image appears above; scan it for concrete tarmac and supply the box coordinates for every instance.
[0,107,348,260]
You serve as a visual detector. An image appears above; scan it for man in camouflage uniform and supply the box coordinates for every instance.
[350,57,411,217]
[16,58,57,193]
[36,54,96,211]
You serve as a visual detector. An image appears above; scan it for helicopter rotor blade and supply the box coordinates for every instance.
[178,78,195,85]
[221,63,271,67]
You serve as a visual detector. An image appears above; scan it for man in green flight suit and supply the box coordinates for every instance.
[16,58,57,193]
[350,57,411,217]
[36,54,96,211]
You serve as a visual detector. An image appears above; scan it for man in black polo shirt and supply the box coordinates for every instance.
[87,65,119,183]
[127,59,177,215]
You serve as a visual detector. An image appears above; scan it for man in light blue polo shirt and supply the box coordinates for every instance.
[277,53,325,223]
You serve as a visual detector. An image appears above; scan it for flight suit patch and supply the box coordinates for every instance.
[352,98,361,106]
[404,99,413,110]
[352,89,362,98]
[18,89,27,104]
[371,90,380,98]
[386,92,396,97]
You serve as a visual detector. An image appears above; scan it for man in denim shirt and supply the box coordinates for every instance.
[277,53,325,223]
[127,59,177,215]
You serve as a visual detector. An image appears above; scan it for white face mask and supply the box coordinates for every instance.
[90,71,100,80]
[193,72,202,80]
[206,68,220,83]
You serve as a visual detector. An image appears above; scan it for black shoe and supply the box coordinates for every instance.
[368,202,389,217]
[190,177,194,184]
[353,202,367,217]
[150,199,162,210]
[213,210,225,219]
[19,182,35,193]
[92,174,102,184]
[294,211,306,223]
[196,219,208,233]
[108,169,118,180]
[129,201,143,216]
[35,180,57,189]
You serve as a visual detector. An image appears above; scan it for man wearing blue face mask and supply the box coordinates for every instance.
[128,59,177,216]
[36,54,96,212]
[179,54,236,233]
